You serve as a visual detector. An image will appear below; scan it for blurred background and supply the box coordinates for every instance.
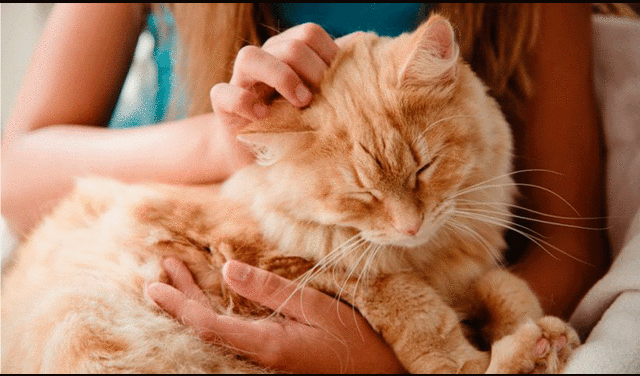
[1,4,54,261]
[1,4,54,131]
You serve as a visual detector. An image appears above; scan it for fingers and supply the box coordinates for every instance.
[231,45,312,107]
[209,23,339,176]
[263,22,339,66]
[147,282,218,337]
[221,261,404,373]
[147,279,289,364]
[227,23,338,109]
[210,83,268,123]
[160,258,210,305]
[212,23,346,134]
[148,258,405,373]
[222,260,344,327]
[264,38,330,87]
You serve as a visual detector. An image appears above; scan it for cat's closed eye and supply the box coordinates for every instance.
[417,161,433,176]
[346,189,383,203]
[417,155,439,178]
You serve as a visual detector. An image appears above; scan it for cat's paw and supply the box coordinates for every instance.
[532,316,580,372]
[485,316,580,374]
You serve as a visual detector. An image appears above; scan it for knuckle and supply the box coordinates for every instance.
[261,35,278,50]
[176,298,199,324]
[234,45,259,66]
[209,83,224,101]
[280,39,307,63]
[210,83,255,116]
[297,22,324,42]
[209,84,229,112]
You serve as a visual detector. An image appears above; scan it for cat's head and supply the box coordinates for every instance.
[233,14,514,250]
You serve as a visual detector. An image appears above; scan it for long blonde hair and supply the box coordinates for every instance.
[162,3,635,126]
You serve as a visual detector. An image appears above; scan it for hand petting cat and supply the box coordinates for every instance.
[208,23,361,177]
[148,258,405,374]
[150,24,401,374]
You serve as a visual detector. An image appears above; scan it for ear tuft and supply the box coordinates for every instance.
[236,133,278,166]
[237,131,316,166]
[236,100,315,166]
[399,15,460,86]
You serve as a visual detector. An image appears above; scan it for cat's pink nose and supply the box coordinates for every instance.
[403,225,420,236]
[395,219,423,236]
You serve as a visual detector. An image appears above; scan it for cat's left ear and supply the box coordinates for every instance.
[399,14,459,86]
[237,131,316,166]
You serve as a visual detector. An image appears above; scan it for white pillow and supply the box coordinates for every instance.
[592,15,640,256]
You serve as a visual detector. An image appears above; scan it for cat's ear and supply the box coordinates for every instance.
[399,15,459,86]
[236,99,316,166]
[237,131,316,166]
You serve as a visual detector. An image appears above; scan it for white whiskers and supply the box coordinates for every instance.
[449,209,595,267]
[445,220,504,267]
[263,233,368,323]
[442,168,610,266]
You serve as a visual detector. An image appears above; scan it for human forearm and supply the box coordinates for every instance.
[1,113,231,237]
[512,3,611,319]
[513,228,610,319]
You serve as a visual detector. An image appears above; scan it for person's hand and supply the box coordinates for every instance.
[147,258,405,374]
[208,23,360,176]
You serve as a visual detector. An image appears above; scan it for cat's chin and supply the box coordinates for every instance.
[363,234,430,249]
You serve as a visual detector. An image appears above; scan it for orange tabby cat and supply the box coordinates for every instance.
[1,15,579,373]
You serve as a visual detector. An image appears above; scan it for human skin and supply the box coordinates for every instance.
[1,4,255,237]
[509,3,610,319]
[148,258,406,374]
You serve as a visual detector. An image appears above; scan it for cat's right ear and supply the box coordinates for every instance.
[398,14,460,86]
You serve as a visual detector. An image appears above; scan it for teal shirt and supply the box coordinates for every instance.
[271,3,427,38]
[108,3,427,128]
[108,7,178,128]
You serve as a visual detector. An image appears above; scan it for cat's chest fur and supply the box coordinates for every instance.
[216,170,496,308]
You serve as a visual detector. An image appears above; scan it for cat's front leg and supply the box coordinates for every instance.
[472,268,545,343]
[352,273,490,374]
[485,316,580,374]
[473,269,580,373]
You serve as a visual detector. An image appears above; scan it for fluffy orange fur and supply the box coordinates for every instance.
[1,15,578,373]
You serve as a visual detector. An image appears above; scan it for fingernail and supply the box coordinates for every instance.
[146,282,160,294]
[295,83,312,104]
[162,258,179,273]
[145,282,162,302]
[253,103,268,119]
[223,260,250,282]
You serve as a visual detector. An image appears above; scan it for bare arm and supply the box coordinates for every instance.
[2,114,234,237]
[1,4,234,237]
[512,3,610,319]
